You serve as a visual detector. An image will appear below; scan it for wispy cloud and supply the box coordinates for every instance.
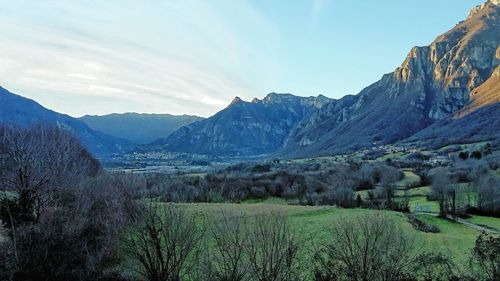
[67,73,99,81]
[0,1,278,117]
[310,0,327,31]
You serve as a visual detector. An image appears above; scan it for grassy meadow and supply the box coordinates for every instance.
[119,199,499,274]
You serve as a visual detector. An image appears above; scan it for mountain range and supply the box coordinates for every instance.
[0,0,498,160]
[159,0,500,158]
[153,93,330,156]
[281,0,500,157]
[0,86,132,157]
[79,113,203,144]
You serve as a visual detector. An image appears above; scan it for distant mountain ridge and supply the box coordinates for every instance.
[154,93,331,156]
[80,113,203,144]
[0,86,132,157]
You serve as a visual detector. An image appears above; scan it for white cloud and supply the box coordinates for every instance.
[84,62,105,71]
[201,96,226,107]
[67,73,99,80]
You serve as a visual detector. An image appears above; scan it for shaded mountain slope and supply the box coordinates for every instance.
[405,65,500,147]
[405,103,500,148]
[155,93,330,156]
[80,113,203,144]
[0,86,131,157]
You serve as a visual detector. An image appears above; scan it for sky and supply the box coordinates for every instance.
[0,0,485,117]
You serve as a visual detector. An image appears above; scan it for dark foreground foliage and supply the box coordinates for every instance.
[0,125,139,281]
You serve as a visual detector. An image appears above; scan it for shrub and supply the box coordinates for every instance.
[413,252,457,281]
[406,214,440,233]
[459,151,469,160]
[250,186,267,198]
[470,151,482,160]
[251,164,271,173]
[469,232,500,281]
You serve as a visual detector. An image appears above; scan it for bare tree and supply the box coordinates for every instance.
[377,167,401,209]
[244,213,303,281]
[474,172,500,215]
[202,211,249,281]
[124,203,204,281]
[430,168,454,218]
[9,184,136,281]
[314,212,415,281]
[0,124,100,224]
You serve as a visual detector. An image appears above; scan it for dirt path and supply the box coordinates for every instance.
[451,216,499,234]
[418,212,499,234]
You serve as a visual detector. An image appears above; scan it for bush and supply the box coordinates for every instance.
[406,214,440,233]
[459,151,469,160]
[251,164,271,173]
[470,151,482,160]
[250,186,267,198]
[469,232,500,280]
[413,252,457,281]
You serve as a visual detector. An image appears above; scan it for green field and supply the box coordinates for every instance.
[438,141,490,152]
[117,200,500,280]
[465,215,500,231]
[173,202,494,267]
[397,170,421,187]
[182,172,208,178]
[376,151,407,161]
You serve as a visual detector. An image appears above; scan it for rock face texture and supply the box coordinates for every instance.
[155,93,330,156]
[0,86,131,157]
[281,0,500,157]
[80,113,203,144]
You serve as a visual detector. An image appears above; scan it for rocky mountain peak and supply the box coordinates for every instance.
[160,91,332,156]
[228,96,243,107]
[392,1,499,119]
[468,0,500,19]
[261,92,293,104]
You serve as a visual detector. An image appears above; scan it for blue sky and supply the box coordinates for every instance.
[0,0,484,117]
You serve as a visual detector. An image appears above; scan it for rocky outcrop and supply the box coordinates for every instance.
[397,0,499,119]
